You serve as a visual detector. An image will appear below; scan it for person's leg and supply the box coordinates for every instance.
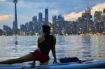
[40,60,49,65]
[0,53,34,64]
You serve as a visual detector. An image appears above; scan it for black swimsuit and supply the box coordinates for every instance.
[38,35,55,55]
[31,35,55,63]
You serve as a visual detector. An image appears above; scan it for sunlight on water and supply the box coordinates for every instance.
[0,35,105,63]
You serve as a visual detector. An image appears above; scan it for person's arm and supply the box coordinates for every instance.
[51,36,57,63]
[31,36,41,67]
[30,37,41,67]
[37,36,45,48]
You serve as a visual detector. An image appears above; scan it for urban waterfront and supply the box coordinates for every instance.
[0,3,105,36]
[1,0,105,66]
[1,8,105,36]
[0,35,105,65]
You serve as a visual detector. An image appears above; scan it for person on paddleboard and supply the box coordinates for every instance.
[0,25,57,66]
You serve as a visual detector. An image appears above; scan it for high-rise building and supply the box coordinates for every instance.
[103,9,105,13]
[20,24,26,35]
[52,15,59,34]
[71,21,79,34]
[52,16,57,23]
[94,11,102,23]
[3,25,12,35]
[25,22,29,34]
[38,12,43,34]
[94,11,104,33]
[80,8,94,34]
[32,16,37,34]
[45,8,49,24]
[52,15,65,35]
[38,12,43,22]
[0,29,4,35]
[58,15,64,28]
[32,16,37,21]
[103,9,105,32]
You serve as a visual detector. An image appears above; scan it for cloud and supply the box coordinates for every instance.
[64,3,105,21]
[0,15,11,21]
[91,3,105,15]
[64,12,83,21]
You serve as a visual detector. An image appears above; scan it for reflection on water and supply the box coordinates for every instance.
[94,35,100,58]
[81,34,91,59]
[92,35,105,59]
[0,35,105,62]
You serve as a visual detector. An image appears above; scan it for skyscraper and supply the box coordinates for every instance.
[52,16,57,23]
[45,8,49,24]
[3,25,12,35]
[38,12,43,34]
[38,12,43,22]
[32,16,37,34]
[103,9,105,13]
[33,16,37,22]
[94,11,104,33]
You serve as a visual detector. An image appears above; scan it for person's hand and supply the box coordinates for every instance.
[29,61,35,68]
[53,59,57,64]
[31,62,35,68]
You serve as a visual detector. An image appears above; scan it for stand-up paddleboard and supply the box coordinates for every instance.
[0,65,21,69]
[0,60,105,69]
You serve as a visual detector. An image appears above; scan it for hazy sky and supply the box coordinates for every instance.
[0,0,105,28]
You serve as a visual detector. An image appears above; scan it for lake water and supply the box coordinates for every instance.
[0,35,105,65]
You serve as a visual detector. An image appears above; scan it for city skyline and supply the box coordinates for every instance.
[0,0,105,28]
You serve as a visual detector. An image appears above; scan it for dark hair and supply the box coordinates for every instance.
[42,25,50,35]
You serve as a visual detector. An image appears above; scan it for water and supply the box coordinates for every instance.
[0,35,105,64]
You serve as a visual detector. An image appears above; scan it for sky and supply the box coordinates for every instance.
[0,0,105,29]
